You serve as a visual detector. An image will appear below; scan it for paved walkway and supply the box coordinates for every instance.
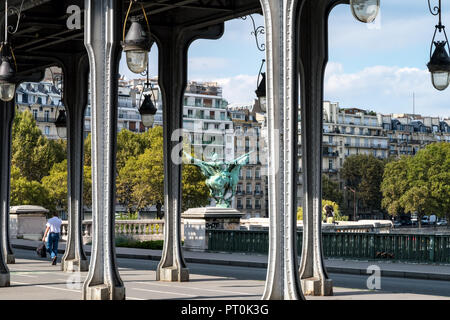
[11,238,450,282]
[4,247,450,301]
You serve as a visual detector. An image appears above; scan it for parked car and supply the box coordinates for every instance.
[421,216,429,225]
[437,219,448,226]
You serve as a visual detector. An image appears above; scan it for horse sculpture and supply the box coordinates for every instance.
[184,151,252,208]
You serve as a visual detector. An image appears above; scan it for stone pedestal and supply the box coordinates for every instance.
[182,207,244,252]
[301,278,333,296]
[9,206,48,241]
[84,284,125,300]
[62,259,89,272]
[0,273,9,287]
[159,266,189,282]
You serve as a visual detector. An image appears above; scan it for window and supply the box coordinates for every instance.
[246,198,252,209]
[246,183,252,194]
[33,109,38,119]
[195,98,202,106]
[44,126,50,135]
[246,168,252,179]
[255,183,261,194]
[329,159,333,170]
[255,167,261,179]
[44,110,50,122]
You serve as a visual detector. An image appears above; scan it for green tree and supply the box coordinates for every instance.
[12,109,66,182]
[116,126,209,214]
[381,142,450,227]
[297,199,348,221]
[322,174,343,206]
[341,154,385,213]
[380,156,409,217]
[41,160,93,212]
[10,165,50,208]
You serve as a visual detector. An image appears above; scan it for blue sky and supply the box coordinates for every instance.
[120,0,450,118]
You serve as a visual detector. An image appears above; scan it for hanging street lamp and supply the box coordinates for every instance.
[350,0,380,23]
[427,0,450,91]
[55,109,67,139]
[0,0,19,102]
[255,59,266,112]
[121,1,152,74]
[138,55,157,128]
[0,49,16,102]
[139,92,157,128]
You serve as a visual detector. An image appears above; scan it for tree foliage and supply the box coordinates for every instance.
[322,174,343,206]
[381,142,450,225]
[12,109,66,182]
[115,126,209,213]
[296,199,348,221]
[341,154,386,212]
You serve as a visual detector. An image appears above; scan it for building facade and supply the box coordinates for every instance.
[296,101,450,219]
[229,103,268,218]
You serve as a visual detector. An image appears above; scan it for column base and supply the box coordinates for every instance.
[6,254,15,264]
[157,266,189,282]
[301,278,333,296]
[83,284,125,300]
[0,273,10,287]
[61,258,89,272]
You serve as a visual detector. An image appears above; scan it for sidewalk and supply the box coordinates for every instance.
[11,238,450,282]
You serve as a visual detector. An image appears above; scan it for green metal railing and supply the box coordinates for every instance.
[206,229,450,264]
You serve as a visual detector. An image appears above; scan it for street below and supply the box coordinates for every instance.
[1,249,449,300]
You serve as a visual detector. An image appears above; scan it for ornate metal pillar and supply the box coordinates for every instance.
[0,99,15,266]
[60,54,89,273]
[152,23,224,282]
[298,0,341,296]
[82,0,125,300]
[260,0,304,300]
[0,100,13,286]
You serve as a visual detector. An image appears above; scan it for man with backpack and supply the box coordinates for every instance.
[42,212,62,265]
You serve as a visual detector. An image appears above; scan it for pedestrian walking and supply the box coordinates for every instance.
[42,212,62,265]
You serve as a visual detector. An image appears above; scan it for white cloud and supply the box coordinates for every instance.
[324,62,450,118]
[213,74,258,105]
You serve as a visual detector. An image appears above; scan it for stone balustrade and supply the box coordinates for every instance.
[61,219,165,244]
[240,218,393,233]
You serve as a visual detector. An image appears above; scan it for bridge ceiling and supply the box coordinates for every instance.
[0,0,261,77]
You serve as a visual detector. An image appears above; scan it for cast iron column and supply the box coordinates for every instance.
[60,54,89,272]
[152,23,224,282]
[0,100,13,286]
[82,0,125,300]
[0,100,15,266]
[260,0,304,300]
[297,0,341,296]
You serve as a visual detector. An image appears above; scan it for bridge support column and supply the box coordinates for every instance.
[259,0,304,300]
[298,0,341,297]
[82,0,125,300]
[60,54,89,273]
[0,99,15,266]
[0,100,13,286]
[153,24,224,282]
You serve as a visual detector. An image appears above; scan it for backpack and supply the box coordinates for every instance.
[36,242,47,258]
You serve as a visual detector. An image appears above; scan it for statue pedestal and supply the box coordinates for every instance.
[182,207,244,252]
[10,205,48,241]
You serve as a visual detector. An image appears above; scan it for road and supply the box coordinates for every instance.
[2,249,450,300]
